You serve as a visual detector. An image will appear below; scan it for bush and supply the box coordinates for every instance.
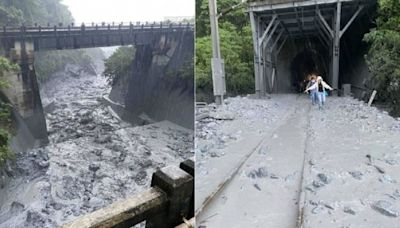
[196,0,254,101]
[103,46,135,85]
[364,0,400,116]
[0,129,13,167]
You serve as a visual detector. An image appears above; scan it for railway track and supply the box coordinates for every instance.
[196,96,312,228]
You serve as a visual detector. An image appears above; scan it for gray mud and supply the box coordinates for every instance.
[0,56,193,227]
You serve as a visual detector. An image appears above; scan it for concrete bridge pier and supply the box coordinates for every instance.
[3,40,48,145]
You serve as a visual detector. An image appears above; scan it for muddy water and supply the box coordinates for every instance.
[0,60,193,227]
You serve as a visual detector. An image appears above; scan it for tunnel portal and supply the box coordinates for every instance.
[247,0,376,96]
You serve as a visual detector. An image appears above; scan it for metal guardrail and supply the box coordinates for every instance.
[62,159,194,228]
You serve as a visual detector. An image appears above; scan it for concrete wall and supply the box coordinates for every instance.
[110,31,194,129]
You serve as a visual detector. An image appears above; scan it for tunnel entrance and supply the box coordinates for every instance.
[248,0,375,97]
[290,46,328,93]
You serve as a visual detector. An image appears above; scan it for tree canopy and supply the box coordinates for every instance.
[364,0,400,116]
[196,0,254,101]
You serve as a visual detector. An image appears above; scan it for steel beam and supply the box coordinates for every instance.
[315,17,331,46]
[317,9,333,38]
[259,15,277,47]
[316,16,333,41]
[276,36,287,55]
[332,1,341,91]
[340,5,364,38]
[262,21,280,48]
[271,29,284,50]
[249,11,261,97]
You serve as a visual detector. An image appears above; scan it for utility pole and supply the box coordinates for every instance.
[209,0,225,105]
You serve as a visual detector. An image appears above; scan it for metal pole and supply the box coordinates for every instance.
[209,0,224,105]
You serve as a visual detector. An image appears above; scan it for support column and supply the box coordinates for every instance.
[258,17,265,97]
[332,1,341,92]
[249,11,261,97]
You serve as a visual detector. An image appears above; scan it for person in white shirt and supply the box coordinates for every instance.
[305,76,333,109]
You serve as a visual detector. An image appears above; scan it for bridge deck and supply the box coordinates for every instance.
[0,22,194,51]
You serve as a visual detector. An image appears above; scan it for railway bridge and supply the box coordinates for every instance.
[0,22,194,144]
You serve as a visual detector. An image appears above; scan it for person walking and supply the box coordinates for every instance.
[305,76,333,109]
[305,75,317,105]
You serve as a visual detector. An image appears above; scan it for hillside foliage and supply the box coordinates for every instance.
[0,0,80,167]
[364,0,400,116]
[196,0,254,101]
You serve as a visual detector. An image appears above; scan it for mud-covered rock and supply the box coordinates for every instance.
[371,200,399,217]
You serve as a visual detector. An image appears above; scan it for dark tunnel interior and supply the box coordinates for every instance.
[277,7,376,94]
[290,44,329,93]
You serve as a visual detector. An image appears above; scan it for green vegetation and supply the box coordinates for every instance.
[0,0,90,167]
[103,46,135,85]
[364,0,400,116]
[35,48,103,82]
[196,0,254,101]
[0,0,73,26]
[0,0,100,82]
[0,56,18,167]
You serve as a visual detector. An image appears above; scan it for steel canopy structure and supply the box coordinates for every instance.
[247,0,375,96]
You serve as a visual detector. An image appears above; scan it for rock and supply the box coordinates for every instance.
[37,160,50,169]
[311,206,324,214]
[210,151,220,158]
[10,201,25,214]
[349,171,363,180]
[209,112,235,120]
[43,101,57,114]
[253,183,262,191]
[371,200,399,217]
[247,167,269,179]
[79,116,94,125]
[374,165,385,174]
[94,135,112,144]
[312,180,325,188]
[140,160,153,169]
[51,202,63,211]
[317,173,331,184]
[385,159,398,165]
[324,203,335,210]
[270,173,279,179]
[379,175,396,184]
[134,171,147,185]
[88,164,100,172]
[343,207,356,215]
[25,210,46,226]
[150,132,158,139]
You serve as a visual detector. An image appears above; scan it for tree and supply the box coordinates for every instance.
[0,56,18,167]
[364,0,400,116]
[103,46,135,85]
[196,0,254,101]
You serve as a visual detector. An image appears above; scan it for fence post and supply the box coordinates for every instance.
[180,159,194,219]
[146,164,194,228]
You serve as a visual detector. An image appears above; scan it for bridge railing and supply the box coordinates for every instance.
[1,21,194,35]
[62,158,195,228]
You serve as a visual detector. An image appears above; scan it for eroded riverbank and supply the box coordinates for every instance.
[0,60,193,227]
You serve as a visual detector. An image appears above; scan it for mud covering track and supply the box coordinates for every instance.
[196,95,400,228]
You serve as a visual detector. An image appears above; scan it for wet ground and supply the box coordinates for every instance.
[196,95,400,227]
[0,62,193,227]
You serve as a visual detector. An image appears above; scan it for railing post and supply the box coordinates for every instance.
[146,163,194,228]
